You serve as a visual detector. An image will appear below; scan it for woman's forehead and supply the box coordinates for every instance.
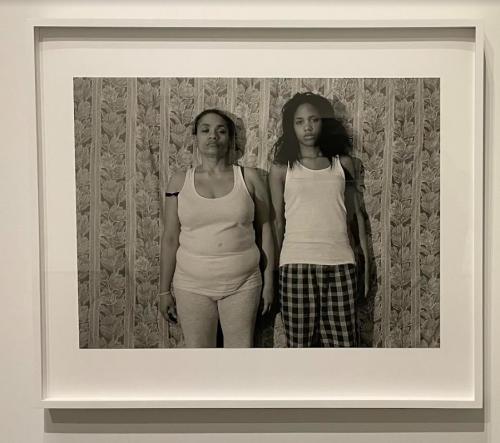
[197,113,228,127]
[294,102,320,117]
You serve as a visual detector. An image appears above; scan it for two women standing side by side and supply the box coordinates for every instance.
[269,92,370,348]
[159,109,274,348]
[159,94,369,348]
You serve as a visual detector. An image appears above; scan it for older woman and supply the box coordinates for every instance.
[159,109,274,348]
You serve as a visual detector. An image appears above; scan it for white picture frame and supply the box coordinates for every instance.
[29,19,484,409]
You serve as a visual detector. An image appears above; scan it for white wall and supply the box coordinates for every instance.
[1,1,499,442]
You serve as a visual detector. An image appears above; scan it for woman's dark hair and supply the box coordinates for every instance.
[192,108,236,142]
[273,92,352,166]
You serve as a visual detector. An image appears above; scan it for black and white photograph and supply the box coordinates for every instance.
[74,76,440,349]
[3,1,493,431]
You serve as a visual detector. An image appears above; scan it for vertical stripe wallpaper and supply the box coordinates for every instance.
[74,77,440,348]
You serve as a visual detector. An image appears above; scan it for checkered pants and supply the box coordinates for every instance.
[279,263,357,348]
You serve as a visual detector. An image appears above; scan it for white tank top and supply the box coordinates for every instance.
[280,156,355,267]
[173,165,261,297]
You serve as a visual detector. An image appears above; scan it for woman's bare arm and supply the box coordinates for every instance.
[268,163,287,269]
[243,167,275,315]
[340,155,370,297]
[159,170,185,322]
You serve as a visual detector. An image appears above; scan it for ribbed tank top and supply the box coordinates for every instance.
[280,156,355,267]
[173,165,261,298]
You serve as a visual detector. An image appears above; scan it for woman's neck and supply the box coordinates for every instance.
[198,156,230,174]
[299,145,321,159]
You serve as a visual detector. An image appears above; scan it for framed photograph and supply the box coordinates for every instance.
[30,19,483,408]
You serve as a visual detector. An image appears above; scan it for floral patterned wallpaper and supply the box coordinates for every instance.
[74,77,440,348]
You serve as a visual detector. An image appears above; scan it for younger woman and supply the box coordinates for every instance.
[269,92,369,348]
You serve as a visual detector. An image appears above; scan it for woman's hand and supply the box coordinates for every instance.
[159,291,177,324]
[261,283,274,315]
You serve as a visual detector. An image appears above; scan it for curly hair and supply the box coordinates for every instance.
[273,92,352,166]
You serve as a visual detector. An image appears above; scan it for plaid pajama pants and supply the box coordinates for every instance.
[279,263,357,348]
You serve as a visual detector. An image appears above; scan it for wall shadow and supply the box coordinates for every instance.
[350,155,378,348]
[45,408,484,434]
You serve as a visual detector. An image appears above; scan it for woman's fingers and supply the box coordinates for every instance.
[261,299,271,315]
[161,308,170,322]
[167,305,178,323]
[364,272,370,298]
[160,299,178,324]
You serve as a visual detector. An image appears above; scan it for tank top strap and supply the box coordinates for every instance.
[284,162,290,182]
[181,166,192,195]
[330,155,339,175]
[235,165,256,202]
[234,164,244,188]
[338,155,356,184]
[175,167,192,199]
[234,164,245,192]
[285,161,296,184]
[188,165,195,182]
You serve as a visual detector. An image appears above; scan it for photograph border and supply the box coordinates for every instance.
[28,18,484,409]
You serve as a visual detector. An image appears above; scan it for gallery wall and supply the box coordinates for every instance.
[0,1,499,442]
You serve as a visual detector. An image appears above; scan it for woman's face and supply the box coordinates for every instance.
[195,113,230,159]
[293,103,322,148]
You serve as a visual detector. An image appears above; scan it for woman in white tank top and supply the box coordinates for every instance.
[158,109,274,348]
[269,92,370,348]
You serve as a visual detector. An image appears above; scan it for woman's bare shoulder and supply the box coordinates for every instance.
[241,166,265,182]
[166,169,187,193]
[269,163,287,181]
[240,166,265,195]
[339,155,355,176]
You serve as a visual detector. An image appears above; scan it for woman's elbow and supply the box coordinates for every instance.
[274,219,285,235]
[161,232,180,248]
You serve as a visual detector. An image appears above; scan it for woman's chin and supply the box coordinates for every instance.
[300,139,317,148]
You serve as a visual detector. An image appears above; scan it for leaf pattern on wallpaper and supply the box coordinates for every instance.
[327,78,358,146]
[75,77,440,348]
[299,78,325,96]
[203,78,228,110]
[250,78,294,347]
[359,79,388,347]
[235,79,261,167]
[74,78,92,348]
[419,78,440,347]
[134,78,161,348]
[329,78,370,346]
[390,79,417,347]
[169,78,196,170]
[266,79,293,167]
[98,78,128,348]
